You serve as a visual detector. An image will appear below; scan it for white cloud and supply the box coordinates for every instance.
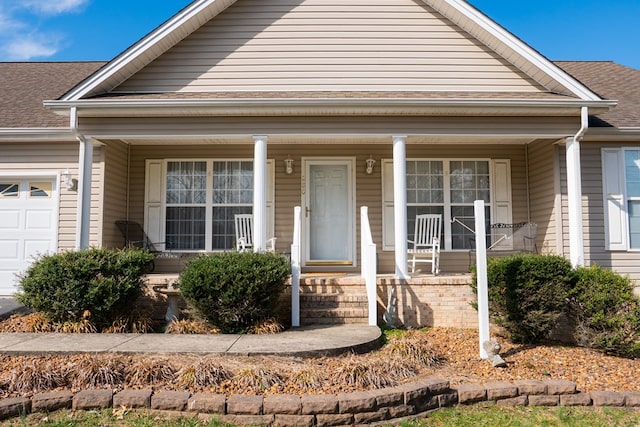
[0,0,88,60]
[3,36,59,61]
[21,0,89,15]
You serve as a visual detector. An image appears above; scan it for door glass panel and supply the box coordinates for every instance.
[0,183,19,198]
[29,182,52,198]
[309,164,349,261]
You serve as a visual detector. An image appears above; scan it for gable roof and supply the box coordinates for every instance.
[555,61,640,128]
[57,0,603,103]
[0,62,105,129]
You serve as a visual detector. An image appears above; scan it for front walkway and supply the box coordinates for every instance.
[0,324,381,357]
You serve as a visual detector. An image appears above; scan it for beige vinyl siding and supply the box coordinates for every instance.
[562,142,640,283]
[102,140,129,248]
[116,0,545,93]
[526,139,560,254]
[0,142,103,250]
[80,116,580,140]
[126,142,528,274]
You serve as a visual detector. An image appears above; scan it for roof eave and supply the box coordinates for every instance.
[0,128,75,142]
[44,98,616,118]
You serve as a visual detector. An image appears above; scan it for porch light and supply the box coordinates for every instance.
[284,156,294,175]
[61,169,77,191]
[365,155,376,175]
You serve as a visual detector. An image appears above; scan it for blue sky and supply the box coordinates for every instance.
[0,0,638,69]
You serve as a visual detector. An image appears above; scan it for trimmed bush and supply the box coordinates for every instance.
[17,247,153,329]
[568,265,640,358]
[472,254,575,343]
[178,251,290,333]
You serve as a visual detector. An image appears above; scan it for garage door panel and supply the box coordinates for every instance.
[0,210,21,229]
[0,177,57,295]
[24,240,51,259]
[0,240,20,259]
[25,209,53,230]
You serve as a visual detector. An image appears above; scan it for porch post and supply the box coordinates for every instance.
[393,135,409,279]
[253,135,268,252]
[566,135,585,267]
[76,137,93,249]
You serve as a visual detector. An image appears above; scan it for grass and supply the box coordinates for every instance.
[407,405,640,427]
[0,409,232,427]
[2,406,640,426]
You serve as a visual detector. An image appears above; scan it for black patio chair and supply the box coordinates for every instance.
[115,220,178,271]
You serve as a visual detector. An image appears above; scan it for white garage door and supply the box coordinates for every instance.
[0,178,58,295]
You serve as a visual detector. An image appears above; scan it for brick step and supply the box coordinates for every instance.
[300,306,369,325]
[300,294,368,309]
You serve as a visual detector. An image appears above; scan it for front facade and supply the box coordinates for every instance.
[1,0,639,297]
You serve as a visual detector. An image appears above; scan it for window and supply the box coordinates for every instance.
[383,159,508,251]
[625,150,640,248]
[144,159,273,253]
[29,182,53,198]
[0,183,19,198]
[603,148,640,251]
[165,160,254,251]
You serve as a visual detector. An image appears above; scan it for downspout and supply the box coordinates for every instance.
[565,106,589,267]
[70,106,93,249]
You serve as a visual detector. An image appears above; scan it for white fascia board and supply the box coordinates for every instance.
[61,0,237,101]
[431,0,603,101]
[583,127,640,142]
[0,128,75,142]
[45,97,616,117]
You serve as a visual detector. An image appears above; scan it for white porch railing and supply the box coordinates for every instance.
[290,206,302,327]
[360,206,378,326]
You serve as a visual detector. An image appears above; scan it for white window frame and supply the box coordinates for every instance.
[382,158,510,251]
[603,147,640,251]
[144,158,274,253]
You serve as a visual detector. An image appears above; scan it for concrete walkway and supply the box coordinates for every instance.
[0,297,382,357]
[0,324,382,357]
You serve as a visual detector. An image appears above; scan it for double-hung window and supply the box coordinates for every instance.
[603,148,640,250]
[144,159,273,252]
[383,158,509,251]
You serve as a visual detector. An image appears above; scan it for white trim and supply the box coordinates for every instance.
[253,135,268,252]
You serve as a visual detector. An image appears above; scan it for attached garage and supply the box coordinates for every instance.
[0,176,59,295]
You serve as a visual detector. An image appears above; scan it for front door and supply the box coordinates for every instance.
[303,159,355,266]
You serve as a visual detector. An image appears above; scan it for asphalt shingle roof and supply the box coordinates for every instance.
[0,62,105,128]
[555,61,640,128]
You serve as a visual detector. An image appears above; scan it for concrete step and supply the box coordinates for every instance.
[300,306,369,325]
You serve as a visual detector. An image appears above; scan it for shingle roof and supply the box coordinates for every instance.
[555,61,640,128]
[0,62,105,128]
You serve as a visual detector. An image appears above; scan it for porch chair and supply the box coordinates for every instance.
[115,220,178,270]
[408,214,442,275]
[234,214,277,252]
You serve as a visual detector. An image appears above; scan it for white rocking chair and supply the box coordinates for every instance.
[234,214,277,252]
[408,214,442,275]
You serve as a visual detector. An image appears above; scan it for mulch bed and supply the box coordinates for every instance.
[0,319,638,398]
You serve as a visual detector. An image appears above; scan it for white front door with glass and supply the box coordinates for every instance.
[303,159,355,266]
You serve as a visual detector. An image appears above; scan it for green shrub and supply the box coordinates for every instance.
[178,251,290,334]
[17,248,153,328]
[472,254,575,343]
[568,265,640,358]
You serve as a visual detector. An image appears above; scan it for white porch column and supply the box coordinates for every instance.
[393,135,409,279]
[76,137,93,249]
[566,135,584,267]
[253,135,268,252]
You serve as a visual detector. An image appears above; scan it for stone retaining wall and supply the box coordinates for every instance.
[2,378,639,424]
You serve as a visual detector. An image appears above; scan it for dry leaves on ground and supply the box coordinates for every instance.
[0,325,638,399]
